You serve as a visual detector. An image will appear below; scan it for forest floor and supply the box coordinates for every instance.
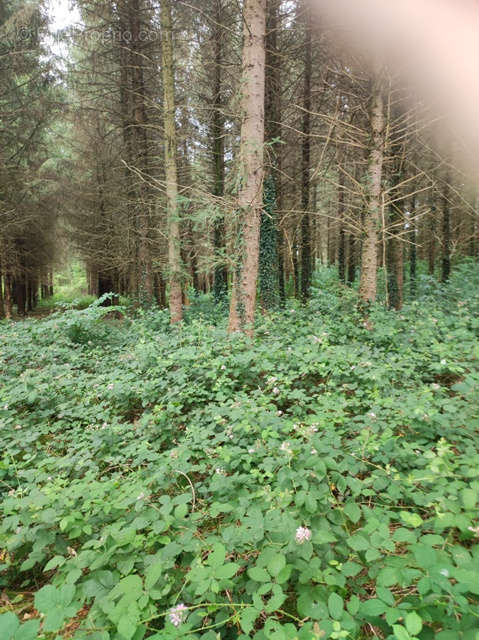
[1,264,479,640]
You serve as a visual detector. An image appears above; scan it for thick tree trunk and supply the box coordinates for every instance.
[117,0,137,298]
[337,169,346,283]
[15,277,26,316]
[4,273,13,319]
[0,271,4,319]
[441,174,451,283]
[359,68,385,304]
[428,194,436,276]
[161,0,183,324]
[347,233,356,285]
[212,0,228,303]
[300,2,312,300]
[131,0,153,303]
[409,195,417,296]
[386,129,405,311]
[228,0,266,334]
[259,0,281,309]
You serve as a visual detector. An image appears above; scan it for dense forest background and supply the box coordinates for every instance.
[2,3,479,639]
[1,0,477,325]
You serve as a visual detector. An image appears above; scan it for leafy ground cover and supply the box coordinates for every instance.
[1,265,479,640]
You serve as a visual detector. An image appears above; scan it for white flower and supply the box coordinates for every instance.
[14,424,22,430]
[248,448,256,454]
[440,359,447,365]
[221,365,226,370]
[368,412,376,419]
[295,526,312,544]
[280,442,292,454]
[108,384,114,390]
[468,526,479,536]
[215,467,226,475]
[169,603,188,627]
[277,410,283,416]
[3,404,9,410]
[136,492,146,501]
[273,387,280,396]
[311,448,317,455]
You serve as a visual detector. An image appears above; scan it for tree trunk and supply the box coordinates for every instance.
[300,1,312,300]
[0,271,4,319]
[260,0,281,309]
[347,233,356,285]
[386,126,405,311]
[441,173,451,283]
[428,192,436,276]
[359,67,385,304]
[131,0,153,303]
[16,277,26,316]
[161,0,183,324]
[212,0,228,304]
[228,0,266,335]
[4,273,13,319]
[337,169,346,283]
[409,195,417,296]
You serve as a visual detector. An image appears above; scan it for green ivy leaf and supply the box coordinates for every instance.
[360,599,388,617]
[208,543,226,568]
[240,607,259,634]
[267,554,286,578]
[215,562,239,579]
[0,613,19,639]
[328,592,344,620]
[347,534,369,551]
[343,502,361,524]
[392,624,411,640]
[248,566,270,582]
[405,612,422,636]
[145,562,162,590]
[34,584,78,632]
[400,511,423,528]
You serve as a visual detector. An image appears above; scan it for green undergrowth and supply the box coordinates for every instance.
[1,265,479,640]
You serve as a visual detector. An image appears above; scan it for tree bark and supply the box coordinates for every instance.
[337,169,346,283]
[228,0,266,334]
[441,173,451,283]
[386,124,405,311]
[409,194,417,296]
[212,0,228,304]
[347,233,356,285]
[161,0,183,324]
[359,67,385,304]
[300,1,312,300]
[4,272,13,319]
[130,0,153,303]
[0,270,4,319]
[260,0,281,309]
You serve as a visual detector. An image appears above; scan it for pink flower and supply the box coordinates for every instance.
[295,526,312,544]
[169,603,188,627]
